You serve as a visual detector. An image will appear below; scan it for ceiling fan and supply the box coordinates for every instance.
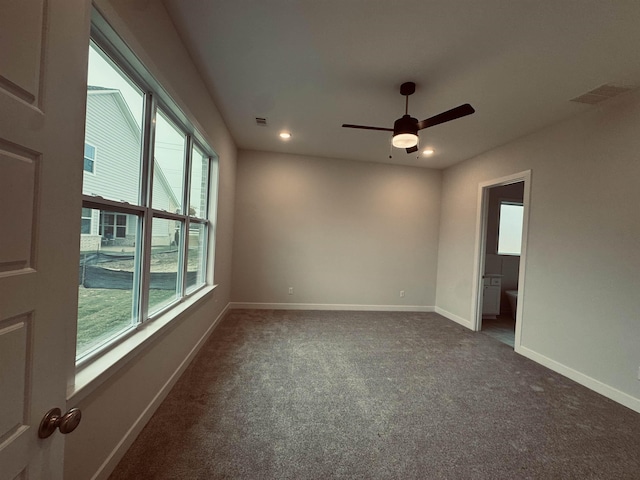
[342,82,475,154]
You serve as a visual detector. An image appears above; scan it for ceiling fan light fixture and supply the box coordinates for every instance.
[392,133,418,148]
[392,114,419,148]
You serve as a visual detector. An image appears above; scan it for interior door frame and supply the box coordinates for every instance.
[470,170,532,351]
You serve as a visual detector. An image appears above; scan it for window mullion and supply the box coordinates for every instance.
[203,157,212,219]
[82,195,146,214]
[148,209,185,222]
[138,93,157,324]
[205,159,217,285]
[180,136,194,297]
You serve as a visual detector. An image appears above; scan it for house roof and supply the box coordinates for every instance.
[165,0,640,169]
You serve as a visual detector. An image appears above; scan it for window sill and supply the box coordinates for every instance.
[68,284,216,404]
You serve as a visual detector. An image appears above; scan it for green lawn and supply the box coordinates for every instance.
[76,246,203,357]
[77,287,176,357]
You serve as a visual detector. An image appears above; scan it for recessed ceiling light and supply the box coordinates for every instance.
[423,148,434,156]
[279,132,291,139]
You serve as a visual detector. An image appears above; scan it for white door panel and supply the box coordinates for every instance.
[0,0,89,478]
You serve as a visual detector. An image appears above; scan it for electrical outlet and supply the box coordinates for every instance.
[288,287,293,295]
[400,290,405,298]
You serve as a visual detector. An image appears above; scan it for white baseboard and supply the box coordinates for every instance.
[517,345,640,414]
[434,306,474,330]
[92,303,230,480]
[229,302,434,312]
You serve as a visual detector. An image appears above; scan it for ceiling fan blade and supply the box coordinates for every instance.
[417,104,475,130]
[342,124,393,132]
[406,145,419,154]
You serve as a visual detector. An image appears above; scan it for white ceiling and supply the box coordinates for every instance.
[164,0,640,169]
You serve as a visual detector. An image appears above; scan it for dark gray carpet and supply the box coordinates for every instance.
[109,310,640,479]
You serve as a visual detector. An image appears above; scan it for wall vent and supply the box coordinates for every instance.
[255,117,267,126]
[570,84,635,105]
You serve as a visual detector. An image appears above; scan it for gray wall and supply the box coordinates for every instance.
[436,90,640,410]
[232,150,442,308]
[64,1,237,479]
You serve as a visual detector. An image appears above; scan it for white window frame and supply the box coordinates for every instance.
[81,207,93,235]
[76,12,218,370]
[84,142,97,174]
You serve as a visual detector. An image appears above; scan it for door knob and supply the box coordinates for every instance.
[38,407,82,438]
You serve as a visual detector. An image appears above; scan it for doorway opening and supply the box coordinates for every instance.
[471,171,531,350]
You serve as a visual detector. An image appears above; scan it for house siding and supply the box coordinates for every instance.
[82,91,177,247]
[83,93,141,204]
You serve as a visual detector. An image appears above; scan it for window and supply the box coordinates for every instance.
[497,202,524,256]
[99,212,127,239]
[77,38,217,362]
[84,143,96,173]
[81,208,92,234]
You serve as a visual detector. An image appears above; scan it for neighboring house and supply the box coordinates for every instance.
[81,86,179,251]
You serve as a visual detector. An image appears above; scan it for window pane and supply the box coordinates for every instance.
[77,209,140,358]
[186,222,207,292]
[189,146,209,218]
[498,203,524,255]
[83,42,144,204]
[83,157,94,173]
[148,217,182,314]
[99,212,130,242]
[84,144,95,158]
[153,110,185,213]
[81,208,92,235]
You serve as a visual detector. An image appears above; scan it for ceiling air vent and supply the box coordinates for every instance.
[255,117,267,126]
[570,84,635,105]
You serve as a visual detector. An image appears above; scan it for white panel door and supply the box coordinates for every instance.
[0,1,89,479]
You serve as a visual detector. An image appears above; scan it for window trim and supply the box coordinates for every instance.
[76,10,218,368]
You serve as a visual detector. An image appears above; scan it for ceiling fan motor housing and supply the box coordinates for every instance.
[394,114,419,136]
